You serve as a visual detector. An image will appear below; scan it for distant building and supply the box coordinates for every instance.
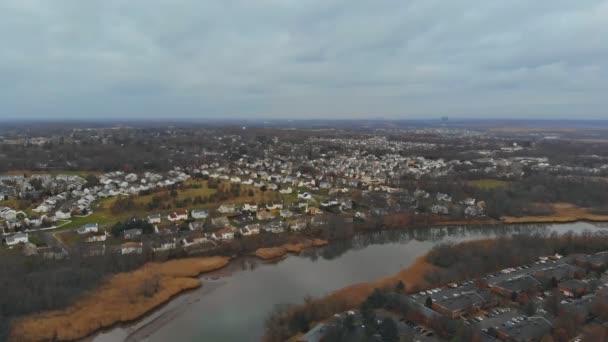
[5,232,28,246]
[147,214,161,224]
[77,223,98,235]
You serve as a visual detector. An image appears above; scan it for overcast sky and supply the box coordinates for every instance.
[1,0,607,120]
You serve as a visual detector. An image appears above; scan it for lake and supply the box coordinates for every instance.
[89,222,607,342]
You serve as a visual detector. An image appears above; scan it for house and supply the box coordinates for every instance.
[256,210,276,221]
[242,203,258,212]
[191,209,209,220]
[339,200,353,211]
[436,193,452,202]
[38,246,68,260]
[263,222,284,234]
[84,244,106,257]
[218,204,238,215]
[297,192,312,200]
[212,227,235,240]
[0,207,17,220]
[280,209,295,218]
[151,238,177,252]
[86,232,107,243]
[242,223,260,236]
[32,204,51,213]
[320,199,339,208]
[182,232,208,247]
[464,205,483,217]
[431,205,449,215]
[125,173,138,182]
[559,279,588,298]
[168,210,189,221]
[266,202,283,210]
[77,223,98,235]
[147,214,162,224]
[189,220,205,231]
[239,226,256,236]
[121,242,143,255]
[211,216,231,227]
[431,291,491,318]
[123,228,143,239]
[55,210,72,220]
[306,207,323,215]
[294,201,309,209]
[588,252,608,270]
[289,218,308,231]
[279,187,293,194]
[5,232,28,246]
[491,276,541,298]
[532,264,584,283]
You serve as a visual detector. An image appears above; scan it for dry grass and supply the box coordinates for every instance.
[323,256,436,308]
[10,256,230,342]
[254,239,328,260]
[501,203,608,223]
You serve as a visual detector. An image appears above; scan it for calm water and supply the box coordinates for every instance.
[89,222,607,342]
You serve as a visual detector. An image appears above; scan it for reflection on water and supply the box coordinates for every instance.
[89,222,606,342]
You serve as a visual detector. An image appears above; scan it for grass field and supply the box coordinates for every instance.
[468,179,510,190]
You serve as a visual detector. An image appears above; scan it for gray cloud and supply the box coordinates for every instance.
[0,0,607,120]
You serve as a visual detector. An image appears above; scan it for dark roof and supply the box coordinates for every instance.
[434,291,486,312]
[494,276,540,293]
[558,279,587,291]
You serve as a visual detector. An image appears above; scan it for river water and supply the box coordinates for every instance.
[88,222,607,342]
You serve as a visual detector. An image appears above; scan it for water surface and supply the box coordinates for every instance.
[90,222,606,342]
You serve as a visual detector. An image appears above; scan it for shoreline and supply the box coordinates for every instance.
[9,217,608,341]
[254,238,329,260]
[9,256,231,342]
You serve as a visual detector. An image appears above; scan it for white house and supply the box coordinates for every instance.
[243,223,260,235]
[297,192,312,200]
[242,203,258,212]
[0,207,17,220]
[212,227,235,240]
[320,199,339,208]
[77,223,98,235]
[121,242,143,255]
[125,173,138,182]
[32,204,51,213]
[280,209,295,218]
[218,204,238,214]
[191,209,209,220]
[279,187,293,194]
[189,220,205,231]
[55,210,71,220]
[5,232,28,246]
[168,210,189,221]
[182,233,208,247]
[266,202,283,210]
[147,214,162,224]
[151,239,177,252]
[86,232,107,243]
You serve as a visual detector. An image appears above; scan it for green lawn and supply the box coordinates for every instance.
[468,179,510,190]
